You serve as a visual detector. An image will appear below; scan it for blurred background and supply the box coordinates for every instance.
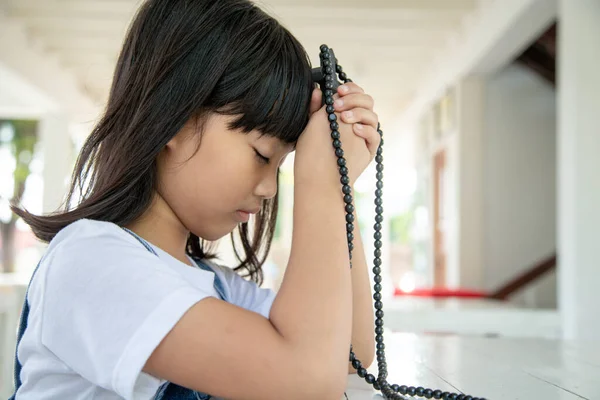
[1,0,598,397]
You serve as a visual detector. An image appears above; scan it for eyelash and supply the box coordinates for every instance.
[254,149,270,164]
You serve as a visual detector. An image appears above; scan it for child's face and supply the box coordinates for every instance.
[156,113,293,241]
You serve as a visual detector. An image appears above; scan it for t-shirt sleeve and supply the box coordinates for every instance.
[39,221,212,399]
[211,263,276,319]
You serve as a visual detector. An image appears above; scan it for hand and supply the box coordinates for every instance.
[295,83,380,187]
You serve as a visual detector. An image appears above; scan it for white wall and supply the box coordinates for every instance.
[482,63,557,308]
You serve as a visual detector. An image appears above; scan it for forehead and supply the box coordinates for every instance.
[250,131,295,153]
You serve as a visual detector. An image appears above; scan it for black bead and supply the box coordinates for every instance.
[375,214,383,223]
[374,283,382,292]
[376,309,384,319]
[417,387,425,396]
[325,96,334,105]
[352,359,361,369]
[375,318,383,326]
[365,374,376,384]
[349,242,354,252]
[335,148,344,158]
[374,222,382,230]
[374,292,382,301]
[342,184,351,194]
[341,175,350,185]
[433,390,443,399]
[337,157,346,167]
[347,232,353,241]
[391,384,400,392]
[345,203,354,213]
[442,392,450,400]
[376,334,383,342]
[376,340,385,349]
[373,266,381,275]
[374,258,382,266]
[376,155,383,163]
[375,249,382,257]
[375,240,382,249]
[346,223,354,233]
[376,348,384,357]
[376,206,383,214]
[330,121,339,130]
[375,325,383,334]
[328,113,337,122]
[375,189,383,198]
[376,180,383,189]
[325,75,334,82]
[323,60,331,67]
[336,64,343,72]
[374,231,382,240]
[357,367,367,378]
[399,385,408,395]
[374,275,382,283]
[373,381,381,390]
[320,44,328,52]
[331,130,340,139]
[376,163,384,172]
[325,81,333,89]
[333,139,342,149]
[463,397,472,400]
[326,105,335,114]
[344,194,352,204]
[425,389,434,398]
[375,197,383,206]
[325,66,333,74]
[324,89,334,97]
[408,387,416,396]
[340,72,347,80]
[376,171,383,180]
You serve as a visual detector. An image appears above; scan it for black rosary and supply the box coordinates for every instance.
[311,45,487,400]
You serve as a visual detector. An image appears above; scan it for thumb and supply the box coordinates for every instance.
[309,88,322,116]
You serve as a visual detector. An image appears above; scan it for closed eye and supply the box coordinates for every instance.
[254,149,270,164]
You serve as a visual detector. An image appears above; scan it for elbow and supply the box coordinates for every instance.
[310,368,348,400]
[290,360,348,400]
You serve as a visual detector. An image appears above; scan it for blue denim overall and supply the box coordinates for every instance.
[9,227,224,400]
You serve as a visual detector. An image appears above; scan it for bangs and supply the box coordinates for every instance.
[210,17,313,143]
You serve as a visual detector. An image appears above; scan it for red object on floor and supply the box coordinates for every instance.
[394,287,486,298]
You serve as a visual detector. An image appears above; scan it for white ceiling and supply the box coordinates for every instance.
[1,0,482,117]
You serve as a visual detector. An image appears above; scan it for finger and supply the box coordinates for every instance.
[309,88,322,116]
[340,108,379,130]
[333,93,374,113]
[353,124,381,159]
[337,82,364,96]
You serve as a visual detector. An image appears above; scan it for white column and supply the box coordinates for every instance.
[456,78,484,290]
[558,0,600,341]
[39,113,72,213]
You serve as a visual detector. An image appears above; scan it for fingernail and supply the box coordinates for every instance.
[343,111,353,120]
[334,99,344,108]
[354,123,363,131]
[340,85,349,93]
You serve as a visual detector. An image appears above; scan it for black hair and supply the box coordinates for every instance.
[11,0,314,284]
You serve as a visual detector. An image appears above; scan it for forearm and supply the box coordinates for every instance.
[347,205,375,373]
[270,181,353,381]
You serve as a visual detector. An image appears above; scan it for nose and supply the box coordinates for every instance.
[254,169,279,200]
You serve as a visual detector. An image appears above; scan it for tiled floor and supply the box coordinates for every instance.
[345,332,600,400]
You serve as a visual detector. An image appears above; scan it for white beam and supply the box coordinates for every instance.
[0,10,99,122]
[400,0,558,126]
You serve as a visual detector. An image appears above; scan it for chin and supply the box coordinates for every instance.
[193,225,236,242]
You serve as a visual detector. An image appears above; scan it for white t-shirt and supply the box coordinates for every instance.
[14,218,276,399]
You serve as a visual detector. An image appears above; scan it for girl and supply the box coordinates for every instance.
[10,0,380,399]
